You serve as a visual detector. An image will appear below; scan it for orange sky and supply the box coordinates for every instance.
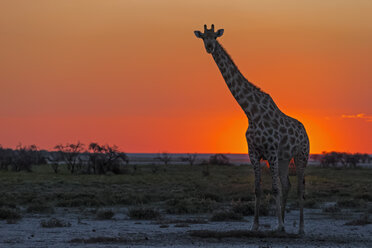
[0,0,371,153]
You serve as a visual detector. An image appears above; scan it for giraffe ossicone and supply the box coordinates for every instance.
[194,24,310,234]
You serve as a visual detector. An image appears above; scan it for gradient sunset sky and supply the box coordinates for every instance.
[0,0,371,153]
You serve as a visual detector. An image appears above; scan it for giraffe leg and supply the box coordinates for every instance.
[295,156,306,235]
[251,158,261,231]
[269,156,284,232]
[279,159,291,223]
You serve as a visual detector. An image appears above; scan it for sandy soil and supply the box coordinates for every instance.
[1,207,371,248]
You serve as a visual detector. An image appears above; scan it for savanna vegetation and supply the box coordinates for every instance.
[0,161,371,220]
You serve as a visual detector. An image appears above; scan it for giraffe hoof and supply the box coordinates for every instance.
[276,226,285,233]
[298,229,305,236]
[251,224,259,231]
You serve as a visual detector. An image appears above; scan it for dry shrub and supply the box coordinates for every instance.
[210,210,243,221]
[127,207,161,220]
[40,218,71,228]
[0,207,21,220]
[96,209,115,220]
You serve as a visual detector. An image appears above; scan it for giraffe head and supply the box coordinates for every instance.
[194,24,224,54]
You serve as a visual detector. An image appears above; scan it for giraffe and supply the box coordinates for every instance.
[194,25,310,234]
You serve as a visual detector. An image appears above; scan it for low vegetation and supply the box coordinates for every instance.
[70,236,138,244]
[96,209,115,220]
[210,210,243,221]
[40,218,71,228]
[26,203,54,214]
[0,207,21,220]
[189,230,299,239]
[127,207,161,220]
[0,164,371,215]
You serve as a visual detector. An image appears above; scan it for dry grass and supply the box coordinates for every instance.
[96,209,115,220]
[70,237,135,244]
[210,211,243,221]
[128,207,161,220]
[189,229,299,239]
[40,218,71,228]
[0,207,21,220]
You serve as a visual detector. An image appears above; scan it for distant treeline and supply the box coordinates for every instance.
[311,152,371,168]
[0,142,128,174]
[0,143,370,174]
[0,142,233,175]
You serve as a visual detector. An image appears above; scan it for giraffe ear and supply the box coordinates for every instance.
[194,30,203,39]
[216,29,224,37]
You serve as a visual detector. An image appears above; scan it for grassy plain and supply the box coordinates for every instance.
[0,164,371,213]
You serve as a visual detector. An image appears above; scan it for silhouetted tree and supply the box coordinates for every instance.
[45,152,64,174]
[209,153,230,165]
[155,152,172,166]
[180,153,198,165]
[12,144,39,172]
[54,142,85,174]
[87,143,128,174]
[0,145,13,170]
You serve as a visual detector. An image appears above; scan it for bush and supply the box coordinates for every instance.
[27,204,54,214]
[210,211,243,221]
[0,207,21,220]
[337,199,366,209]
[209,154,230,165]
[127,207,161,220]
[166,198,215,214]
[40,218,71,228]
[322,205,341,213]
[96,209,115,220]
[231,201,271,216]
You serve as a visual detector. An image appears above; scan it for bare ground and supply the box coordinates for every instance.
[1,207,371,248]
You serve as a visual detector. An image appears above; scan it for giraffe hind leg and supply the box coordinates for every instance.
[268,156,284,232]
[278,159,291,223]
[251,159,261,231]
[295,155,307,235]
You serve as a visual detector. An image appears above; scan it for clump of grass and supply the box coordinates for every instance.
[165,198,215,214]
[210,210,243,221]
[174,223,190,227]
[354,193,372,202]
[70,237,131,244]
[40,218,71,228]
[56,198,101,207]
[189,230,299,239]
[27,204,54,214]
[344,214,371,226]
[337,199,366,209]
[96,209,115,220]
[304,199,319,209]
[156,218,208,225]
[0,207,21,220]
[322,204,341,213]
[127,207,161,220]
[231,201,271,216]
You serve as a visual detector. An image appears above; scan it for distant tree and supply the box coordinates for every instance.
[0,145,13,170]
[12,144,39,172]
[345,154,359,168]
[320,151,339,167]
[180,153,198,165]
[54,142,85,174]
[361,153,370,163]
[209,153,230,165]
[45,152,64,174]
[87,143,128,174]
[155,152,172,166]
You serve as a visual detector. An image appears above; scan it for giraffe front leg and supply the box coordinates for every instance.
[251,161,261,231]
[269,157,285,232]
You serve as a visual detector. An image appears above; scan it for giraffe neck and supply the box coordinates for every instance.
[211,41,261,122]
